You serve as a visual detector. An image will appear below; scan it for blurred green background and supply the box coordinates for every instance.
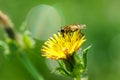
[0,0,120,80]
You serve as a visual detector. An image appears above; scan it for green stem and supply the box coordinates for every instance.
[74,75,81,80]
[19,53,44,80]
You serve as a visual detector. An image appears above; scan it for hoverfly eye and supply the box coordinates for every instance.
[60,29,64,33]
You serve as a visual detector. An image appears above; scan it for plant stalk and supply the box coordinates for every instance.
[19,53,44,80]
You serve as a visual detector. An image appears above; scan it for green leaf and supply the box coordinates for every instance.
[58,60,72,77]
[56,67,70,76]
[23,31,35,49]
[0,40,10,55]
[82,45,92,69]
[7,39,19,52]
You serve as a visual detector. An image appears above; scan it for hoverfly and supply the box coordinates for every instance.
[59,24,86,34]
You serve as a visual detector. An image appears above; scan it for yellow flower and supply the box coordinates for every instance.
[41,30,86,60]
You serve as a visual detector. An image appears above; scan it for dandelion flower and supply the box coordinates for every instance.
[41,30,86,60]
